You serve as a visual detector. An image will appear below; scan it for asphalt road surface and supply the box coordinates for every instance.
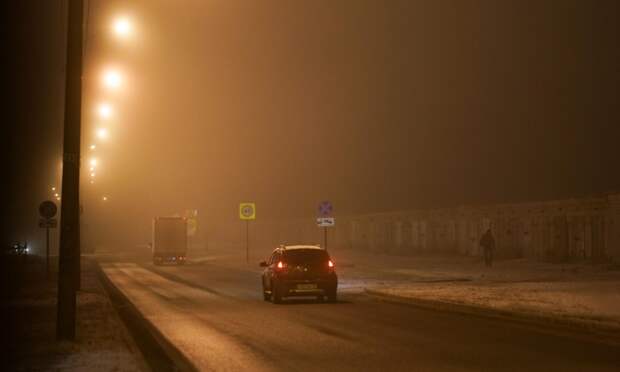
[101,257,620,372]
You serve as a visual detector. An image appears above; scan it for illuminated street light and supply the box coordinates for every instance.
[89,180,95,184]
[90,158,97,167]
[102,69,122,89]
[96,127,109,140]
[98,103,113,119]
[89,166,94,172]
[90,172,96,177]
[51,187,56,191]
[54,193,59,198]
[102,196,108,201]
[112,17,132,39]
[89,144,96,150]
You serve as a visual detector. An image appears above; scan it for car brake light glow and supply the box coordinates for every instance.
[277,261,285,269]
[328,260,334,268]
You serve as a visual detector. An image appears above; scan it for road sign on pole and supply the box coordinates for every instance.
[239,203,256,220]
[39,200,58,219]
[39,201,58,278]
[316,217,335,227]
[184,209,198,238]
[239,203,256,263]
[317,201,334,250]
[318,201,333,217]
[39,218,58,228]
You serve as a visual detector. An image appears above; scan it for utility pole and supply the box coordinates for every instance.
[57,0,83,341]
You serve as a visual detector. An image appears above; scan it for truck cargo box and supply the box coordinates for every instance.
[152,217,187,265]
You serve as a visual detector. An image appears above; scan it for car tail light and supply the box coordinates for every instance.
[328,260,334,268]
[277,261,287,269]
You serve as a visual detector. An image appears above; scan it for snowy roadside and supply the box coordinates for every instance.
[2,256,146,371]
[330,249,620,331]
[366,280,620,329]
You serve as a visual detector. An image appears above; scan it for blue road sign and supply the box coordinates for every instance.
[318,201,333,217]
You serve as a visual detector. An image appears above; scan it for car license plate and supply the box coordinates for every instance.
[297,283,317,290]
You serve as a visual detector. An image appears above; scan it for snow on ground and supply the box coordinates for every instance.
[332,249,620,328]
[375,280,620,326]
[2,256,145,372]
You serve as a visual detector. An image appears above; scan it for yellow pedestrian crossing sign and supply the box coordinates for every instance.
[239,203,256,220]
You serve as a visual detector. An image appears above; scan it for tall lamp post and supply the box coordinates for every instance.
[57,0,83,341]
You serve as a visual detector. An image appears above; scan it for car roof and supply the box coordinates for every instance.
[275,245,323,252]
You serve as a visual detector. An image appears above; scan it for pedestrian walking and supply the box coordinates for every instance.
[480,228,495,267]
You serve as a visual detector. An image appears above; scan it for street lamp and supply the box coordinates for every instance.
[89,144,96,150]
[89,158,97,167]
[96,127,109,140]
[112,17,132,39]
[98,103,113,119]
[102,68,122,90]
[102,196,108,201]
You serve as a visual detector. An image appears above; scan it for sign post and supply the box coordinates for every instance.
[239,203,256,263]
[39,201,58,276]
[317,201,334,250]
[324,222,327,251]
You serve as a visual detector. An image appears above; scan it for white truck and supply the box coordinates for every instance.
[152,216,187,265]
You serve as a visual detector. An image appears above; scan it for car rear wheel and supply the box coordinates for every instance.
[262,282,270,301]
[327,290,337,303]
[272,280,283,304]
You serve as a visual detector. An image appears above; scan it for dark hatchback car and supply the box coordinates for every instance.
[260,245,338,304]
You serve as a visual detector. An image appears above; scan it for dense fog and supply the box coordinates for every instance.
[5,0,620,254]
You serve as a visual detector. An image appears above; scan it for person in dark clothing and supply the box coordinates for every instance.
[480,228,495,267]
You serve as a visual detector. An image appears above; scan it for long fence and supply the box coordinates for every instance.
[207,193,620,263]
[336,194,620,262]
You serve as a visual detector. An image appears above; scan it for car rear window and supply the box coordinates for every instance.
[283,249,329,265]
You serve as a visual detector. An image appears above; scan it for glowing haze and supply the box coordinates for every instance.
[4,0,620,251]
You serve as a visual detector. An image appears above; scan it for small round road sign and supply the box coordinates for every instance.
[39,200,57,219]
[239,203,256,220]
